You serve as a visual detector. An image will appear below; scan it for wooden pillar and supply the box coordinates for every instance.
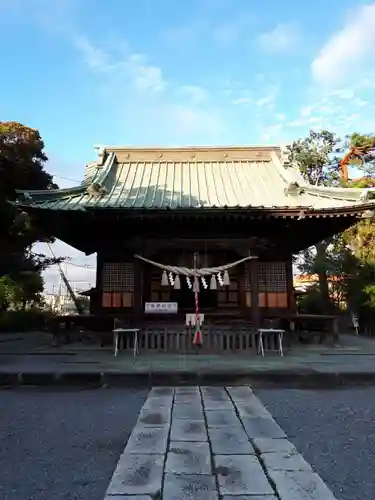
[95,252,104,315]
[250,258,261,328]
[286,257,295,312]
[133,257,143,322]
[238,264,247,316]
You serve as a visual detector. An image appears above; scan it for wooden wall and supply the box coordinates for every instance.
[95,247,294,322]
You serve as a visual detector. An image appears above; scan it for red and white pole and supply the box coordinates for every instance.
[193,253,202,346]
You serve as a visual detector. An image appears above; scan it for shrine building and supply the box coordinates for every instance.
[15,145,375,328]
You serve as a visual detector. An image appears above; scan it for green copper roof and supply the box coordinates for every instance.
[14,146,375,213]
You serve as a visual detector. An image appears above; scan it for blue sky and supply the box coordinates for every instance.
[1,0,375,291]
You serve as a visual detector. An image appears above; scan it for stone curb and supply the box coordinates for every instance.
[2,370,375,388]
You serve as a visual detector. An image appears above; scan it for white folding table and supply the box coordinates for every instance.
[257,328,285,357]
[113,328,140,357]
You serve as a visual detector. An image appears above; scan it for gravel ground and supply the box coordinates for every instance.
[256,387,375,500]
[0,387,148,500]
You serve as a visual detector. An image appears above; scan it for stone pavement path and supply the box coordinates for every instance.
[103,386,338,500]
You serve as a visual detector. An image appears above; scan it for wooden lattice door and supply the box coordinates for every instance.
[101,262,135,309]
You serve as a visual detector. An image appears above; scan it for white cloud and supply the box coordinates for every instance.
[231,97,252,105]
[73,36,166,93]
[257,23,299,54]
[74,36,111,72]
[261,124,283,143]
[256,96,273,108]
[72,35,223,143]
[255,85,279,109]
[311,3,375,86]
[126,54,166,92]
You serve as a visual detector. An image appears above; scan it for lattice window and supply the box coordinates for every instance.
[102,262,135,292]
[258,262,287,292]
[258,261,288,309]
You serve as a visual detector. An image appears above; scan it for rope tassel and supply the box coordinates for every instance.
[161,270,168,286]
[223,270,230,286]
[174,275,181,289]
[210,274,217,290]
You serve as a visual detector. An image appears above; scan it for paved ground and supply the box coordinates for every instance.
[256,387,375,500]
[1,384,374,499]
[0,387,148,500]
[2,333,375,383]
[103,386,338,499]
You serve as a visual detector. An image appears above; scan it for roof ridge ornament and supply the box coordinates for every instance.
[285,181,303,196]
[93,145,106,166]
[360,189,370,201]
[361,209,375,219]
[280,146,290,167]
[86,181,107,198]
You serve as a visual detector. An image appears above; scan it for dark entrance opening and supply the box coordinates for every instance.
[170,277,217,310]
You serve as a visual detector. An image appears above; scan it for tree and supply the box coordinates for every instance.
[286,129,342,185]
[0,122,59,307]
[291,131,375,320]
[341,132,375,179]
[287,130,343,312]
[0,121,57,246]
[339,135,375,319]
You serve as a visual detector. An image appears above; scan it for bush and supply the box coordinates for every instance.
[0,308,55,332]
[296,286,339,315]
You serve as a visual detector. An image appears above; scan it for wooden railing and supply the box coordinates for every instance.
[116,324,282,354]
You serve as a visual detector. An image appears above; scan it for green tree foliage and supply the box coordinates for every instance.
[0,121,60,309]
[286,129,342,185]
[348,132,375,175]
[287,130,343,312]
[75,296,90,313]
[289,129,375,322]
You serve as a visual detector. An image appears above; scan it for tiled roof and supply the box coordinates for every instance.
[14,145,375,213]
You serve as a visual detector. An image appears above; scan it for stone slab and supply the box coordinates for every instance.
[142,395,173,410]
[173,402,204,420]
[175,386,201,396]
[201,387,230,401]
[148,386,174,397]
[268,470,338,500]
[137,406,171,427]
[125,425,169,454]
[214,454,274,496]
[262,451,313,472]
[105,454,164,496]
[233,399,272,418]
[175,385,199,391]
[226,386,254,401]
[163,473,218,500]
[166,441,212,474]
[205,409,243,428]
[241,416,286,438]
[170,419,207,441]
[105,496,153,500]
[222,496,277,500]
[208,427,255,455]
[174,387,202,405]
[253,437,298,454]
[202,399,234,410]
[174,394,202,404]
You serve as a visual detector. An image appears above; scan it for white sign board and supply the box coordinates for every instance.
[144,302,178,314]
